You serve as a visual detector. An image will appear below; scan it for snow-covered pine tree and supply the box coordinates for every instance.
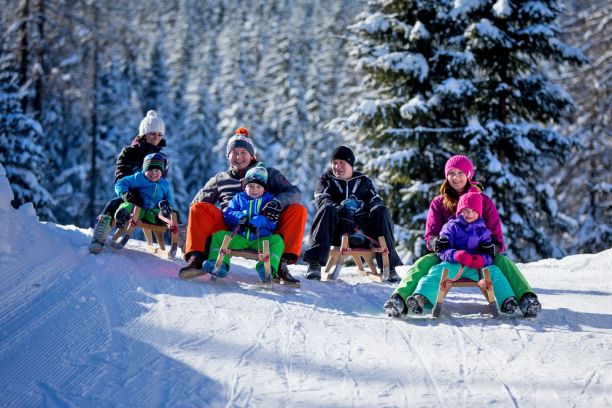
[545,0,611,254]
[0,47,54,219]
[341,0,587,261]
[338,0,472,261]
[449,0,588,261]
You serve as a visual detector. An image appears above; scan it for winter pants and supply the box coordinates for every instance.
[116,202,166,225]
[393,253,536,301]
[414,262,514,308]
[101,196,124,218]
[302,204,402,269]
[185,202,307,263]
[208,231,285,277]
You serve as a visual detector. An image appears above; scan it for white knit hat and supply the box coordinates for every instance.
[139,110,165,136]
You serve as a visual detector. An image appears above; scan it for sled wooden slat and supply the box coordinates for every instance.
[432,267,498,318]
[321,234,389,282]
[111,207,179,258]
[214,234,272,287]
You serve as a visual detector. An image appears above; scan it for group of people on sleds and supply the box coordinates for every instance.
[90,110,542,318]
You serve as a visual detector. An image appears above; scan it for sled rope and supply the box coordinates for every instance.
[440,265,465,290]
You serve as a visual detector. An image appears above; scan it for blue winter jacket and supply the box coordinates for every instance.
[114,172,175,210]
[224,191,278,241]
[438,215,494,266]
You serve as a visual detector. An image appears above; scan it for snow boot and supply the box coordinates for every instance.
[89,214,112,254]
[178,251,206,280]
[256,263,272,285]
[274,259,301,287]
[386,268,401,283]
[208,262,229,281]
[519,293,541,318]
[305,262,321,280]
[406,294,426,314]
[501,296,519,314]
[115,207,130,230]
[383,294,406,318]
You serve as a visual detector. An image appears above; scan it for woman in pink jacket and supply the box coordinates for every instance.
[384,155,541,318]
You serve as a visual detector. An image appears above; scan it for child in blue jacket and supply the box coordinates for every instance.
[404,192,518,315]
[114,153,176,226]
[200,165,285,283]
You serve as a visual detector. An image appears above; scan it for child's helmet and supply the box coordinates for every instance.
[143,152,169,176]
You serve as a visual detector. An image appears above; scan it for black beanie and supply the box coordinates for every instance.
[331,146,355,167]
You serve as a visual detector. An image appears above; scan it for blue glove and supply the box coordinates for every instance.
[249,215,269,229]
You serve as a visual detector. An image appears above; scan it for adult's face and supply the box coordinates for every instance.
[228,147,253,171]
[332,159,353,180]
[447,168,468,192]
[145,132,163,146]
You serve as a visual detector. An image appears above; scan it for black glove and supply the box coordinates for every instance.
[431,236,450,252]
[122,190,143,207]
[261,199,282,222]
[238,216,248,232]
[478,240,500,258]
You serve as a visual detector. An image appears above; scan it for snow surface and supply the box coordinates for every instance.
[1,163,611,407]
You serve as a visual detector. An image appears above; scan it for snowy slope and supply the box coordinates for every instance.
[0,164,611,408]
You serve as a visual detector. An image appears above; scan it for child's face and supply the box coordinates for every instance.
[460,208,478,223]
[145,168,162,182]
[245,182,264,198]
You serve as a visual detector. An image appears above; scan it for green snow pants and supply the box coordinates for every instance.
[208,231,285,278]
[393,253,535,302]
[414,262,514,307]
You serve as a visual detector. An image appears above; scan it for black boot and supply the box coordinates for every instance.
[179,251,206,280]
[305,262,321,280]
[275,259,301,287]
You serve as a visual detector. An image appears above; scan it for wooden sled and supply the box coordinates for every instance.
[321,234,390,282]
[213,234,273,288]
[110,206,180,258]
[432,267,498,318]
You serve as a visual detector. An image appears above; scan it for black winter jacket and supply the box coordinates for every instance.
[114,135,166,183]
[314,169,384,211]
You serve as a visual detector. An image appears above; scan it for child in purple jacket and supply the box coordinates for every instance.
[404,192,518,315]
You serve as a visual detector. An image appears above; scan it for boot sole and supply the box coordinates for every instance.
[179,268,205,280]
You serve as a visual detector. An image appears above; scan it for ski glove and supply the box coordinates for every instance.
[236,215,248,232]
[122,190,143,207]
[454,250,485,269]
[431,236,450,253]
[477,240,500,259]
[261,199,282,222]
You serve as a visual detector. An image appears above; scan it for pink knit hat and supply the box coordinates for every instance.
[456,192,483,217]
[445,155,474,181]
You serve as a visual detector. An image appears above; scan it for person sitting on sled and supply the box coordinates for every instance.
[180,165,284,284]
[179,127,304,286]
[384,154,541,317]
[113,152,177,228]
[89,110,168,253]
[386,191,518,316]
[302,145,402,282]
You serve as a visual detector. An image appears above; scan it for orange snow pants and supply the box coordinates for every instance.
[184,202,307,263]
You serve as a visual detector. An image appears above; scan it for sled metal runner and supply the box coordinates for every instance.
[432,266,499,318]
[110,206,180,258]
[321,234,390,282]
[213,234,273,288]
